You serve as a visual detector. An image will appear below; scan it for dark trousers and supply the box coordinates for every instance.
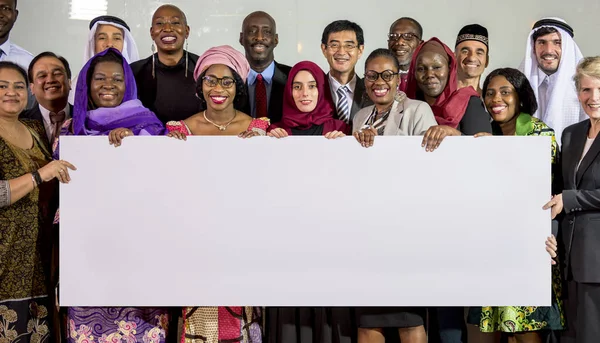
[561,280,600,343]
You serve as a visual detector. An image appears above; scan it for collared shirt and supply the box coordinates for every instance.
[247,61,276,118]
[329,73,357,113]
[0,39,33,72]
[39,104,71,142]
[536,67,557,122]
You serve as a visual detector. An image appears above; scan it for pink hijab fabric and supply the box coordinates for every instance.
[193,45,250,82]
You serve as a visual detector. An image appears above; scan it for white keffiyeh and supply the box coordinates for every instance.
[69,21,140,104]
[519,18,585,146]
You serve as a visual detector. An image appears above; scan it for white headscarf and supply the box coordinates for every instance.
[69,20,140,104]
[519,17,585,146]
[84,21,139,63]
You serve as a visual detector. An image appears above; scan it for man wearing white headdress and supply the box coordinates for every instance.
[519,17,585,146]
[68,15,140,103]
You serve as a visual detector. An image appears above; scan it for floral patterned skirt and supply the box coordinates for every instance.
[183,307,262,343]
[467,266,565,332]
[67,307,170,343]
[0,297,51,343]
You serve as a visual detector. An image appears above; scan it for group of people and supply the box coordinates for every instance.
[0,1,598,343]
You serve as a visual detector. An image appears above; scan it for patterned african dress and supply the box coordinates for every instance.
[165,118,267,343]
[467,113,564,332]
[0,120,57,343]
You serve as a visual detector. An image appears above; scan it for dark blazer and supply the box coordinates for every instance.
[559,119,600,282]
[20,103,73,145]
[328,74,373,126]
[241,61,291,124]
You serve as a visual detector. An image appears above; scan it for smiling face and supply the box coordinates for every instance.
[387,19,421,68]
[89,61,125,108]
[94,24,124,54]
[364,56,398,107]
[240,12,278,68]
[455,40,488,79]
[415,51,449,101]
[291,70,319,112]
[534,32,562,76]
[150,5,190,54]
[484,75,519,123]
[0,67,27,117]
[321,30,364,76]
[202,64,237,111]
[577,75,600,121]
[0,0,17,44]
[30,56,71,109]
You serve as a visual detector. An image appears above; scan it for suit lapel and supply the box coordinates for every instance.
[576,123,600,186]
[564,122,587,188]
[383,101,404,135]
[268,63,287,122]
[351,76,365,121]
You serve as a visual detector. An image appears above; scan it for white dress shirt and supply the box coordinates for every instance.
[0,39,33,72]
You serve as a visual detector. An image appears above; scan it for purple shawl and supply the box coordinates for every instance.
[72,48,164,136]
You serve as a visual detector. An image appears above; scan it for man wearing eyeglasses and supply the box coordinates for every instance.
[387,17,423,92]
[239,11,291,124]
[321,20,370,129]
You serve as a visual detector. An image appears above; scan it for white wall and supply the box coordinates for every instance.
[12,0,600,81]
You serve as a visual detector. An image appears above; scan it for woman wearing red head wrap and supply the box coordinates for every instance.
[268,61,349,138]
[405,38,492,151]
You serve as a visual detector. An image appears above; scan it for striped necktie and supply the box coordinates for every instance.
[336,86,350,123]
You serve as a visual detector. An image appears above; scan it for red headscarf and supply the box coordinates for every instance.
[405,37,479,128]
[270,61,349,135]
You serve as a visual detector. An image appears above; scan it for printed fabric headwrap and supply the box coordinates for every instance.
[193,45,250,82]
[518,17,585,146]
[405,37,479,129]
[271,61,349,135]
[71,48,164,136]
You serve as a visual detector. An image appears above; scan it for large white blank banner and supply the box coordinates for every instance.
[59,136,552,307]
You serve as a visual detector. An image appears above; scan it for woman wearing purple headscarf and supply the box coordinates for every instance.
[52,48,170,343]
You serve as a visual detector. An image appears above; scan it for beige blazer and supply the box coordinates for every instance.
[352,98,437,136]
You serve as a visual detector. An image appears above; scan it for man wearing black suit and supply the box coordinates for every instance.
[20,52,72,145]
[239,11,291,124]
[321,20,372,130]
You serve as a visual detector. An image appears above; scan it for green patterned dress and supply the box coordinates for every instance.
[467,113,564,333]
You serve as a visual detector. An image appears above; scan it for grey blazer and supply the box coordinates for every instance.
[352,98,437,136]
[560,119,600,283]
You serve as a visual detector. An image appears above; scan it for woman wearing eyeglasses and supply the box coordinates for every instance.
[352,49,434,343]
[166,45,269,139]
[353,48,436,149]
[165,45,266,343]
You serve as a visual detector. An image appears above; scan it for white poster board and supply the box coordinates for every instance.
[59,136,552,307]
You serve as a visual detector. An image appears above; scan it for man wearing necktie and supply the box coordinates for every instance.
[20,52,72,145]
[239,11,291,124]
[321,20,372,130]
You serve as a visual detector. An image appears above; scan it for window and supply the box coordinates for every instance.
[69,0,108,21]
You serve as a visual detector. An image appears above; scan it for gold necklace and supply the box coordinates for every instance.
[203,110,237,131]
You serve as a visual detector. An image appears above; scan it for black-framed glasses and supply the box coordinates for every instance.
[202,75,236,88]
[365,70,398,82]
[387,32,420,42]
[326,42,358,52]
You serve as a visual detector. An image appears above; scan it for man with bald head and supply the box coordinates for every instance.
[387,17,422,92]
[239,11,291,124]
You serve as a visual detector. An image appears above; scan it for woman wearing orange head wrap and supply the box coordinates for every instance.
[405,38,492,151]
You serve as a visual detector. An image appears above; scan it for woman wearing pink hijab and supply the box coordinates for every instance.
[166,45,269,139]
[167,45,266,343]
[268,60,349,138]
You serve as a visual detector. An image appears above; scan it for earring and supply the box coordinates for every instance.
[185,39,189,78]
[151,42,156,79]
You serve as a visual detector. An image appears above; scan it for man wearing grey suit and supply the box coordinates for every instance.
[321,20,371,130]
